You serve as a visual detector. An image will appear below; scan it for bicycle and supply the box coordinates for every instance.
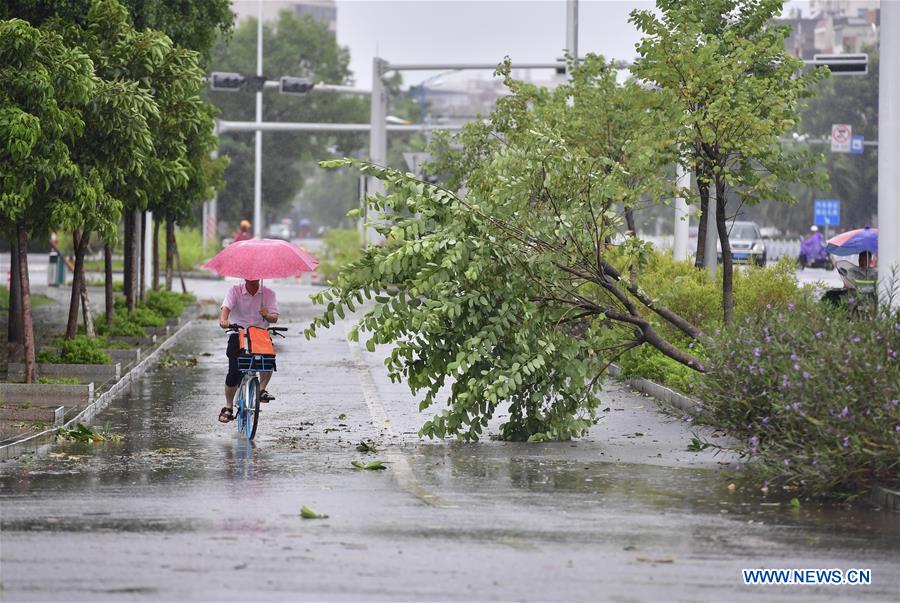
[225,324,286,440]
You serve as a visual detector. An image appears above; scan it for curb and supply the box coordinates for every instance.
[870,485,900,513]
[607,364,697,414]
[0,318,194,461]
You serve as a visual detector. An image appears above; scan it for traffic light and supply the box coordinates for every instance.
[280,77,314,95]
[813,53,868,75]
[209,72,245,91]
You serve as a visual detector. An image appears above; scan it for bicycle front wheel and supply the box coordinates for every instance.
[245,375,261,440]
[235,382,246,434]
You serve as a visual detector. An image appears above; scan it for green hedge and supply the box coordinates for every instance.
[36,336,112,365]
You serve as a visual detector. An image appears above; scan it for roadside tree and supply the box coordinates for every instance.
[0,19,95,379]
[630,0,827,323]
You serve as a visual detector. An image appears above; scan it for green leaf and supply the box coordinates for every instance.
[300,505,329,519]
[351,460,386,470]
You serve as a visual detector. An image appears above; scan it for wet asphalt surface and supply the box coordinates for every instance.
[1,285,899,602]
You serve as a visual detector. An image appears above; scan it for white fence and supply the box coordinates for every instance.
[639,234,798,262]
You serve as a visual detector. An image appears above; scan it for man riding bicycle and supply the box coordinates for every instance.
[218,279,279,423]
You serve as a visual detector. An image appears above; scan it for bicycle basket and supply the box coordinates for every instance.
[237,354,276,372]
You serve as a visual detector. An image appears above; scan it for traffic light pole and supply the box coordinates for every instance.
[254,1,264,239]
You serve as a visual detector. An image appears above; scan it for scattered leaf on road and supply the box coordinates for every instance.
[356,440,378,453]
[351,460,386,470]
[300,505,328,519]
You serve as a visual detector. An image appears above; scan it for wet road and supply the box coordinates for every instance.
[1,289,898,602]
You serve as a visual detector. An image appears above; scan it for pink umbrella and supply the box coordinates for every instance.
[203,238,319,280]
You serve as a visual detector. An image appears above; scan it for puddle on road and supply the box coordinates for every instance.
[404,442,900,555]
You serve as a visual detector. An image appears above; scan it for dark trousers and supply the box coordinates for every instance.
[225,334,242,387]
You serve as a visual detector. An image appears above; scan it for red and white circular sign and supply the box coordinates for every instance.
[832,124,852,143]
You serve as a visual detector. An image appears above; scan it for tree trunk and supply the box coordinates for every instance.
[16,225,36,384]
[104,242,114,326]
[139,211,146,302]
[174,239,187,294]
[65,230,89,339]
[165,216,175,291]
[694,170,709,268]
[624,207,636,235]
[123,207,134,309]
[8,245,23,344]
[129,209,140,310]
[152,218,160,291]
[81,277,95,337]
[715,180,733,325]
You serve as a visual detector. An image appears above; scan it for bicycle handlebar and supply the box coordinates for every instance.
[223,324,287,337]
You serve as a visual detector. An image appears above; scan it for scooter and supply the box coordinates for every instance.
[797,235,833,270]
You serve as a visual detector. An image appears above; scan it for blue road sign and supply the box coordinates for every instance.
[850,135,865,154]
[814,199,841,227]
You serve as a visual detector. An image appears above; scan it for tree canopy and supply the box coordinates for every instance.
[630,0,827,323]
[307,59,705,442]
[1,0,233,60]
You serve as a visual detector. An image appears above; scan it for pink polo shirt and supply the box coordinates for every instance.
[222,283,279,328]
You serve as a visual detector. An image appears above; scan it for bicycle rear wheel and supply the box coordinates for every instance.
[245,375,261,440]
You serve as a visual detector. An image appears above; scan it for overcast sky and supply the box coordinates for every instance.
[334,0,654,88]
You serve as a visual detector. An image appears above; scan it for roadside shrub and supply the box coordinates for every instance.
[317,228,362,284]
[145,290,193,318]
[618,344,702,394]
[732,257,817,320]
[37,336,112,365]
[129,306,165,327]
[37,377,80,384]
[636,251,719,334]
[697,303,900,499]
[96,313,147,337]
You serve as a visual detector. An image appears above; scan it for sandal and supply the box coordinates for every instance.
[218,407,234,423]
[260,390,275,403]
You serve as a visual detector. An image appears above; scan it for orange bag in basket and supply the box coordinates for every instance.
[239,326,276,357]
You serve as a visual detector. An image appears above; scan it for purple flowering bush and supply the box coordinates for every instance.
[697,303,900,498]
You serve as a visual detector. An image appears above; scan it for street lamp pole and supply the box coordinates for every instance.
[673,163,690,261]
[879,1,900,306]
[566,0,578,65]
[253,0,263,239]
[367,57,389,246]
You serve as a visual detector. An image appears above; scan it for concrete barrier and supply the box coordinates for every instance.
[107,348,141,368]
[607,364,696,414]
[7,363,121,385]
[109,334,156,346]
[0,383,94,406]
[0,405,64,426]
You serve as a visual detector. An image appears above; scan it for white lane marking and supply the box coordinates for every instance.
[345,324,456,508]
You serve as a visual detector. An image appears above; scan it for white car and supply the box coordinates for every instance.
[717,221,766,266]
